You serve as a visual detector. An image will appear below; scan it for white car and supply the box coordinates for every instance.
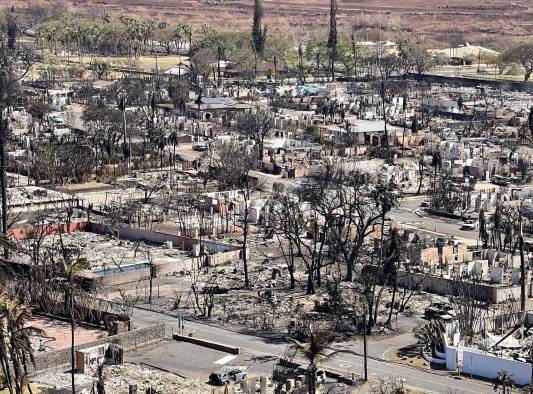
[461,219,477,230]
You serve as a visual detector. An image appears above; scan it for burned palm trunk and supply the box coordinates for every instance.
[0,115,7,241]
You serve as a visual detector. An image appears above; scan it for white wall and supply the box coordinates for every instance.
[461,348,532,386]
[445,346,458,371]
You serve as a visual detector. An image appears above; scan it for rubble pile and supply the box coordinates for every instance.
[103,363,210,394]
[16,232,189,271]
[31,363,210,393]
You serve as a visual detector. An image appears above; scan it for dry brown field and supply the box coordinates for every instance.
[6,0,533,47]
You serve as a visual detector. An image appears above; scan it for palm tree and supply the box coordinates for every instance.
[492,204,502,251]
[384,228,401,326]
[0,233,14,262]
[371,181,399,327]
[414,319,445,354]
[493,370,514,394]
[288,325,354,394]
[0,293,43,394]
[168,131,179,171]
[63,259,85,394]
[479,208,489,248]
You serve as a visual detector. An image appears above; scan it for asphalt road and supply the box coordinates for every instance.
[391,196,480,245]
[131,308,494,394]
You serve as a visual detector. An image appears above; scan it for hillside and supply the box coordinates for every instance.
[7,0,533,47]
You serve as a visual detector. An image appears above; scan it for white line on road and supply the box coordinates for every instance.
[214,355,237,365]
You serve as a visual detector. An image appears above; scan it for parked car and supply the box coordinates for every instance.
[209,368,247,386]
[201,285,229,295]
[424,306,453,322]
[193,143,208,152]
[420,200,431,208]
[461,219,477,231]
[491,176,510,187]
[429,302,456,317]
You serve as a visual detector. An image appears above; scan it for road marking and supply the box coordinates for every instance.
[131,309,491,393]
[214,355,237,365]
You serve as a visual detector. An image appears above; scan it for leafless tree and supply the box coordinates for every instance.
[372,52,399,158]
[236,107,274,160]
[267,194,298,289]
[449,276,489,345]
[188,264,218,318]
[210,142,257,288]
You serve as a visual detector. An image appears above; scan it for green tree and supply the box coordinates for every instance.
[493,370,514,394]
[327,0,337,80]
[414,319,445,352]
[306,40,329,82]
[90,57,109,79]
[5,10,17,50]
[432,52,449,68]
[155,26,176,55]
[0,293,44,394]
[383,228,401,326]
[190,47,216,86]
[251,0,266,55]
[263,35,289,82]
[398,39,433,75]
[288,325,354,394]
[501,43,533,81]
[26,99,51,134]
[40,53,62,89]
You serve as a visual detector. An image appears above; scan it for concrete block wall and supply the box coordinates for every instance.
[95,251,241,286]
[364,265,527,304]
[97,267,151,286]
[89,223,240,255]
[31,323,165,372]
[89,223,197,251]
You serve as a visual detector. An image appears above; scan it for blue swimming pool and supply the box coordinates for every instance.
[93,262,150,277]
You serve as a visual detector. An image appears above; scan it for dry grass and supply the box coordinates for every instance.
[384,344,448,373]
[14,0,530,48]
[76,55,189,72]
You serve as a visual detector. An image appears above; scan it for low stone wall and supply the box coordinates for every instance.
[31,323,166,372]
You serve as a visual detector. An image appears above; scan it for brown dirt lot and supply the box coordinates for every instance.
[28,315,106,351]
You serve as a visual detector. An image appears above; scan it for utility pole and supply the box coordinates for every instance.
[363,312,368,381]
[119,94,129,173]
[520,209,526,314]
[402,92,407,157]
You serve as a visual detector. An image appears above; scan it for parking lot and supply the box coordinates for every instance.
[127,340,277,382]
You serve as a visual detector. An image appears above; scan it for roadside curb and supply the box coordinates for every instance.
[172,333,240,354]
